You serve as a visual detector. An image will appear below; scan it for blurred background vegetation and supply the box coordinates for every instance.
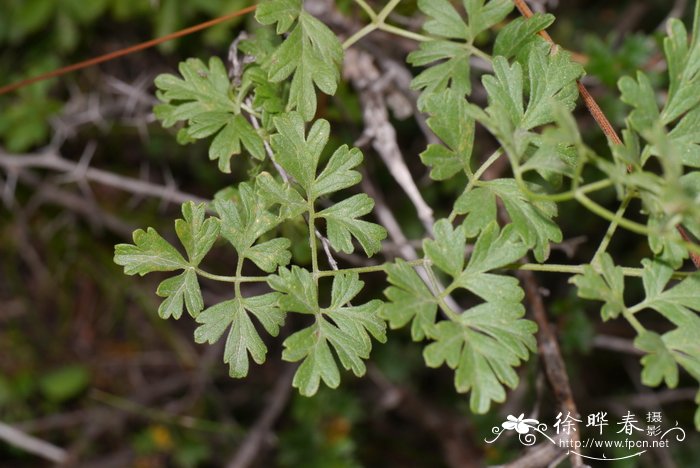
[1,0,699,466]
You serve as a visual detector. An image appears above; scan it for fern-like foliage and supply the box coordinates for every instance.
[114,0,700,428]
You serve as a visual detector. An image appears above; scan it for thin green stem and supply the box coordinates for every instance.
[343,22,377,49]
[316,259,425,277]
[309,200,319,281]
[353,0,378,21]
[471,149,502,183]
[511,263,693,279]
[514,174,613,203]
[622,309,646,335]
[574,191,649,235]
[424,264,460,321]
[466,43,492,62]
[376,0,402,23]
[377,23,432,42]
[591,194,633,266]
[196,268,267,283]
[234,255,244,297]
[449,149,503,222]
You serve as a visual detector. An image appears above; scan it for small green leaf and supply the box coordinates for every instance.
[175,201,220,266]
[493,13,554,59]
[523,47,583,130]
[256,172,307,220]
[194,294,284,378]
[619,71,660,135]
[635,331,679,388]
[156,269,202,319]
[312,145,363,198]
[419,0,469,39]
[408,41,471,104]
[420,90,475,180]
[283,326,340,395]
[318,194,387,256]
[209,114,266,172]
[381,259,438,340]
[114,227,187,276]
[571,253,626,320]
[245,237,292,273]
[271,113,328,193]
[216,182,279,253]
[466,222,528,272]
[464,0,513,39]
[255,0,301,34]
[282,272,385,395]
[268,266,318,314]
[264,12,343,120]
[423,219,466,278]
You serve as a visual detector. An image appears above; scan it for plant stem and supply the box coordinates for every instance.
[622,308,646,335]
[512,262,693,279]
[308,200,319,282]
[449,149,502,222]
[591,194,632,266]
[574,191,649,235]
[353,0,377,22]
[196,268,268,283]
[234,255,244,297]
[377,23,432,42]
[316,259,425,277]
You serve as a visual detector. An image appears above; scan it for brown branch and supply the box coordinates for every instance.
[0,5,257,96]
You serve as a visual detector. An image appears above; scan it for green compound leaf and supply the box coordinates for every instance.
[114,202,219,319]
[272,269,385,395]
[381,259,439,341]
[194,293,285,378]
[263,8,342,121]
[420,90,475,180]
[317,194,387,257]
[424,301,537,413]
[423,221,534,413]
[384,220,535,413]
[493,13,554,59]
[154,57,264,172]
[570,253,626,321]
[455,179,561,262]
